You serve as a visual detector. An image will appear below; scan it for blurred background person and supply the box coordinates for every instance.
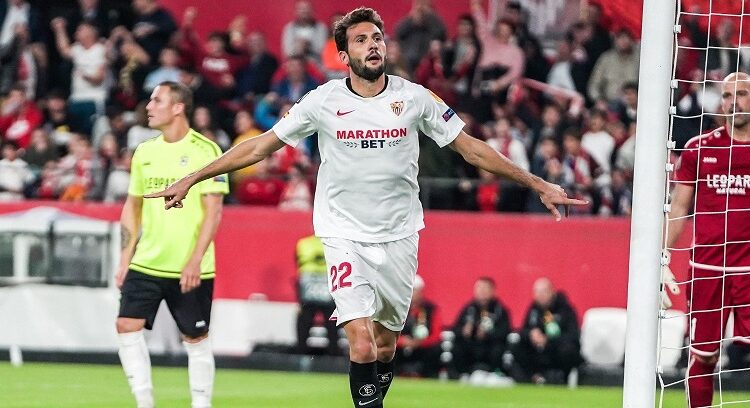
[452,277,512,383]
[511,278,582,384]
[395,275,443,378]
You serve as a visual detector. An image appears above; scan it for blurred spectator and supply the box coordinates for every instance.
[192,106,231,150]
[126,100,159,150]
[0,83,42,148]
[580,2,612,68]
[587,29,639,104]
[23,128,59,170]
[615,121,636,181]
[471,0,525,120]
[383,39,412,80]
[487,117,529,212]
[103,148,131,203]
[581,110,613,196]
[613,82,638,129]
[279,163,313,211]
[320,12,348,79]
[177,8,249,104]
[58,135,98,201]
[610,168,632,216]
[442,14,479,101]
[235,32,280,101]
[395,0,447,73]
[0,21,25,95]
[281,0,327,60]
[452,277,512,379]
[254,92,292,131]
[35,159,61,199]
[0,0,43,47]
[142,47,181,93]
[706,20,742,79]
[295,234,338,355]
[234,158,285,206]
[272,55,320,104]
[130,0,177,65]
[512,0,580,42]
[547,38,577,93]
[523,37,550,83]
[561,127,597,215]
[66,0,121,38]
[0,140,32,201]
[526,136,564,213]
[229,110,263,184]
[475,169,499,212]
[415,40,457,106]
[51,18,110,133]
[530,104,566,153]
[511,278,581,384]
[395,275,443,378]
[41,90,75,148]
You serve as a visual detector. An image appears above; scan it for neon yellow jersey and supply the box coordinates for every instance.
[128,129,229,279]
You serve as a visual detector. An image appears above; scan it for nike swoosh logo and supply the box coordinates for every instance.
[358,398,378,406]
[337,109,355,116]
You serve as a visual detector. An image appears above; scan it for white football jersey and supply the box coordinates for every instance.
[273,75,465,243]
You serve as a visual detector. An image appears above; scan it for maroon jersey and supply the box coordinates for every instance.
[674,126,750,271]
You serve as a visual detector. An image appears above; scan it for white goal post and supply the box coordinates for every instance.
[623,0,677,407]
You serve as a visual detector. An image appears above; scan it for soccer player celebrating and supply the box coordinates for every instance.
[116,81,228,408]
[146,8,584,408]
[665,72,750,407]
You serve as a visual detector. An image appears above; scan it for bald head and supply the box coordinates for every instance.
[721,71,750,131]
[533,278,556,308]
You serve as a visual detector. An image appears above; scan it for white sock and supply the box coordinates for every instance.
[184,337,215,408]
[118,330,154,408]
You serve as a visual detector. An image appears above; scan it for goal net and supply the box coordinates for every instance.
[659,1,750,407]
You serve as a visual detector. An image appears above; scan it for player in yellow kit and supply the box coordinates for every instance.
[115,82,228,408]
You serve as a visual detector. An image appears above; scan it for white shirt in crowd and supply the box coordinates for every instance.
[0,2,29,47]
[487,137,530,172]
[70,42,109,106]
[273,75,465,243]
[0,158,33,201]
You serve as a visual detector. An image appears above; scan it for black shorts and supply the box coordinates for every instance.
[118,270,214,337]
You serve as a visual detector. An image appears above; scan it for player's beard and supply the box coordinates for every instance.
[732,112,750,129]
[349,55,386,82]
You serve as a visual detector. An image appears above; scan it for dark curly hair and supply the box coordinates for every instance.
[333,7,385,53]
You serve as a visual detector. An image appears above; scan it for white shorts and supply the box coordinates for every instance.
[321,233,419,332]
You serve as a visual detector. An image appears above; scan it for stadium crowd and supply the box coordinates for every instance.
[0,0,733,214]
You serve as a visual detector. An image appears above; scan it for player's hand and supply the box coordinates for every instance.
[115,265,128,289]
[530,328,547,350]
[536,181,588,221]
[661,250,680,309]
[144,176,194,209]
[180,259,202,293]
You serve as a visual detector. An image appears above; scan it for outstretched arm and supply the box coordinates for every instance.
[449,131,587,219]
[145,130,286,209]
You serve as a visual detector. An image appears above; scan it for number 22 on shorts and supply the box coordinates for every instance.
[330,262,352,292]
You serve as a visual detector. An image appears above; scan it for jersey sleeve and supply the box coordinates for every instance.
[674,142,698,185]
[127,146,144,196]
[271,88,323,147]
[196,149,230,195]
[416,86,465,148]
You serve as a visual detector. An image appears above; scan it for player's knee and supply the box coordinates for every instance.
[349,338,377,361]
[377,345,396,362]
[116,318,145,333]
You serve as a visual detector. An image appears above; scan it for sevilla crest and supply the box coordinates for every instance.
[390,101,404,116]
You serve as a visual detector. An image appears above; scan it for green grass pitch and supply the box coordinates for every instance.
[3,362,749,407]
